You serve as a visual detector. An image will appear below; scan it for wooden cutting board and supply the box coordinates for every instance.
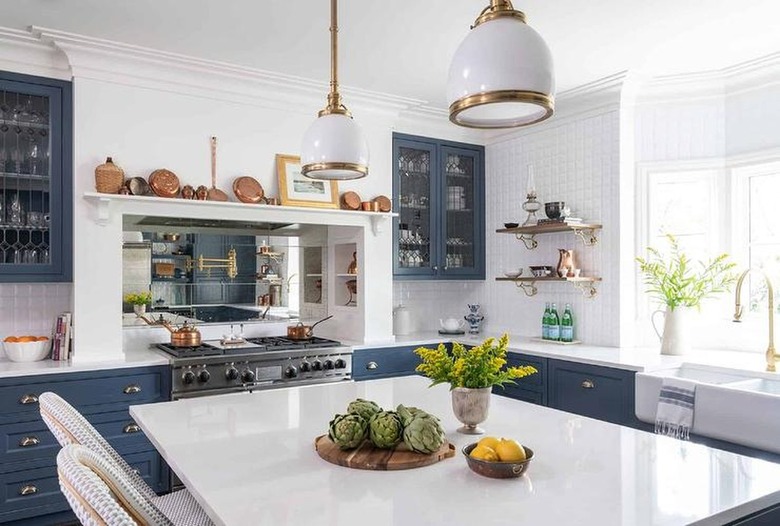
[314,435,455,470]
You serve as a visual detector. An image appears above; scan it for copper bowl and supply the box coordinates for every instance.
[462,443,534,479]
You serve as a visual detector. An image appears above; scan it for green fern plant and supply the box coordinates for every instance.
[635,234,738,310]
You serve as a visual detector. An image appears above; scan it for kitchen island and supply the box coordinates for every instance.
[130,376,780,526]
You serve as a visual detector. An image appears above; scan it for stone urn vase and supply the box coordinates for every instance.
[451,386,492,435]
[133,304,147,316]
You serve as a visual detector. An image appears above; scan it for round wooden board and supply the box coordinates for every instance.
[314,435,455,471]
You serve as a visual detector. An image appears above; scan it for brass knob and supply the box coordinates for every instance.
[123,384,142,394]
[19,485,37,496]
[366,361,378,370]
[123,423,141,434]
[19,394,39,405]
[19,436,40,447]
[581,379,595,389]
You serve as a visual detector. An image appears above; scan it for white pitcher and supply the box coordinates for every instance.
[651,306,692,356]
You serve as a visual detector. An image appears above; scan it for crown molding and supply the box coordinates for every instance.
[0,27,70,80]
[29,26,428,118]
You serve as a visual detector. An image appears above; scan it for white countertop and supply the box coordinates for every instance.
[130,376,780,526]
[0,346,169,379]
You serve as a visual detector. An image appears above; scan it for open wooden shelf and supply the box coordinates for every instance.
[495,276,602,298]
[496,222,602,249]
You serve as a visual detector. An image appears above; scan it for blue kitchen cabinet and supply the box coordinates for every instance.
[493,352,548,406]
[0,365,171,524]
[353,345,426,380]
[393,133,485,280]
[548,359,639,427]
[0,71,73,282]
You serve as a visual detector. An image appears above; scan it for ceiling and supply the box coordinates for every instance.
[5,0,780,108]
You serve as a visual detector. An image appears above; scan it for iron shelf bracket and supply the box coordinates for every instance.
[514,280,538,297]
[572,280,599,298]
[515,233,538,250]
[573,228,599,247]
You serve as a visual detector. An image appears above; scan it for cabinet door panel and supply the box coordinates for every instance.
[506,352,547,393]
[493,385,545,405]
[353,346,422,380]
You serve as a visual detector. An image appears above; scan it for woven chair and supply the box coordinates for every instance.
[40,392,214,526]
[57,444,173,526]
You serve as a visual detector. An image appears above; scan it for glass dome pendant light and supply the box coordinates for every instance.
[447,0,555,129]
[301,0,369,180]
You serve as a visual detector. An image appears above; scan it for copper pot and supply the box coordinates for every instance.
[287,315,333,340]
[139,315,202,347]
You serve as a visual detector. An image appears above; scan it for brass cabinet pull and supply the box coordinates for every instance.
[123,384,142,394]
[19,436,40,447]
[19,485,37,496]
[123,423,141,434]
[366,361,378,370]
[581,379,595,389]
[19,394,39,405]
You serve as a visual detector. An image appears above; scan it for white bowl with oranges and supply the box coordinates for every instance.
[2,336,51,362]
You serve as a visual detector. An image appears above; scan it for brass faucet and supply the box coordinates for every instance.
[733,269,776,371]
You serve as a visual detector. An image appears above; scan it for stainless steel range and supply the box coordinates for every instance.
[156,336,352,399]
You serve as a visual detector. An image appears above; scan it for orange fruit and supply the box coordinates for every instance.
[477,436,501,451]
[36,336,49,341]
[4,336,18,342]
[17,336,36,343]
[495,439,526,462]
[470,444,499,462]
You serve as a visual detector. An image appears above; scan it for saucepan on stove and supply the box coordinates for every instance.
[287,315,333,340]
[139,314,202,347]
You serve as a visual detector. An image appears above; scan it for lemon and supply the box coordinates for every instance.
[470,444,499,462]
[477,436,501,451]
[495,439,526,462]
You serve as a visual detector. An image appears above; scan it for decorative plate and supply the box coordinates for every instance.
[232,176,265,204]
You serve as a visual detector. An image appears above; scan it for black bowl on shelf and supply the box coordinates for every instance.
[544,201,565,220]
[503,222,519,229]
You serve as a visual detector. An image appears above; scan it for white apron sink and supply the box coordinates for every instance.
[635,363,780,455]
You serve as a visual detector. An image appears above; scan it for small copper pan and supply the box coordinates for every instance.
[207,136,229,202]
[287,315,333,340]
[148,169,180,198]
[233,176,265,203]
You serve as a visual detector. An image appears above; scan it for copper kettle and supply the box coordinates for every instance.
[139,314,202,347]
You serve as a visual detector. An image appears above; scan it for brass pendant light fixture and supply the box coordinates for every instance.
[301,0,369,180]
[447,0,555,129]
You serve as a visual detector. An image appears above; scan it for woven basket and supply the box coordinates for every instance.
[95,157,125,194]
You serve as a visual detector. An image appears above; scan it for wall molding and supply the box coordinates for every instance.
[0,27,70,80]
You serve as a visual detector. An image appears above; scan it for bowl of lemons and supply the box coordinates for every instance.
[462,436,533,478]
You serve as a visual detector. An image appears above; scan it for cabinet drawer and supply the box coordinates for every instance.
[0,367,169,422]
[548,360,636,426]
[493,385,545,405]
[0,411,153,468]
[0,450,167,523]
[353,346,422,380]
[506,352,547,393]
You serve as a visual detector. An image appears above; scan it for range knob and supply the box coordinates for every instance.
[335,358,347,369]
[324,359,335,370]
[241,369,256,383]
[312,360,323,371]
[300,361,311,373]
[225,367,239,381]
[198,369,211,383]
[181,370,196,385]
[285,366,298,379]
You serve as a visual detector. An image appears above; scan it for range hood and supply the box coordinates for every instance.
[123,215,304,236]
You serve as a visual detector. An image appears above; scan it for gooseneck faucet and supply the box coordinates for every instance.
[733,269,775,371]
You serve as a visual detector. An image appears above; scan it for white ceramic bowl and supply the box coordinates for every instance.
[3,339,52,362]
[503,269,523,279]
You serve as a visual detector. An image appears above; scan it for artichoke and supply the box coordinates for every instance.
[403,413,446,454]
[396,404,428,427]
[328,413,368,450]
[368,411,404,449]
[347,398,382,421]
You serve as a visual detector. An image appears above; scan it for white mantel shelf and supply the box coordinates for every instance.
[83,192,397,235]
[131,376,780,526]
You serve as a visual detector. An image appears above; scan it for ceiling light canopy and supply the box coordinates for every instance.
[447,0,555,129]
[301,0,368,180]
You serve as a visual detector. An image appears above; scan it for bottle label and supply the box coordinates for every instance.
[549,325,560,341]
[561,326,573,342]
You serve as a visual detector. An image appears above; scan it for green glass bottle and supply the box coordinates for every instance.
[560,303,574,343]
[549,303,561,341]
[542,302,551,340]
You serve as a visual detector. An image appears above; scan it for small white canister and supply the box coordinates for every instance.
[393,304,412,335]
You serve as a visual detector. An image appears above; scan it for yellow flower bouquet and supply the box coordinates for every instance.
[415,333,537,389]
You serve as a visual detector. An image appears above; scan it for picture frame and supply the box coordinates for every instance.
[276,154,339,208]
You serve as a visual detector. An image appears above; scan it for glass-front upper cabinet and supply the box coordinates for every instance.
[393,133,484,280]
[0,72,72,282]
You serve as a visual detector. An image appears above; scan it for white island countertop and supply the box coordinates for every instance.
[130,376,780,526]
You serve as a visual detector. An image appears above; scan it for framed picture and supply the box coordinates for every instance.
[276,154,339,208]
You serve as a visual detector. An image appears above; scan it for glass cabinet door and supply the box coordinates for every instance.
[393,138,438,276]
[0,73,71,281]
[439,145,483,277]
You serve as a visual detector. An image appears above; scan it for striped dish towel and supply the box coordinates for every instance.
[654,377,696,440]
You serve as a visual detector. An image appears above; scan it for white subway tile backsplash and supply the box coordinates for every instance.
[0,283,72,338]
[395,108,622,346]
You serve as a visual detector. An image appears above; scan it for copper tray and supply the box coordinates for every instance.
[148,169,180,198]
[233,176,265,204]
[340,191,361,210]
[373,195,392,212]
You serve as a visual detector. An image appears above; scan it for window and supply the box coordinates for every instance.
[744,170,780,311]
